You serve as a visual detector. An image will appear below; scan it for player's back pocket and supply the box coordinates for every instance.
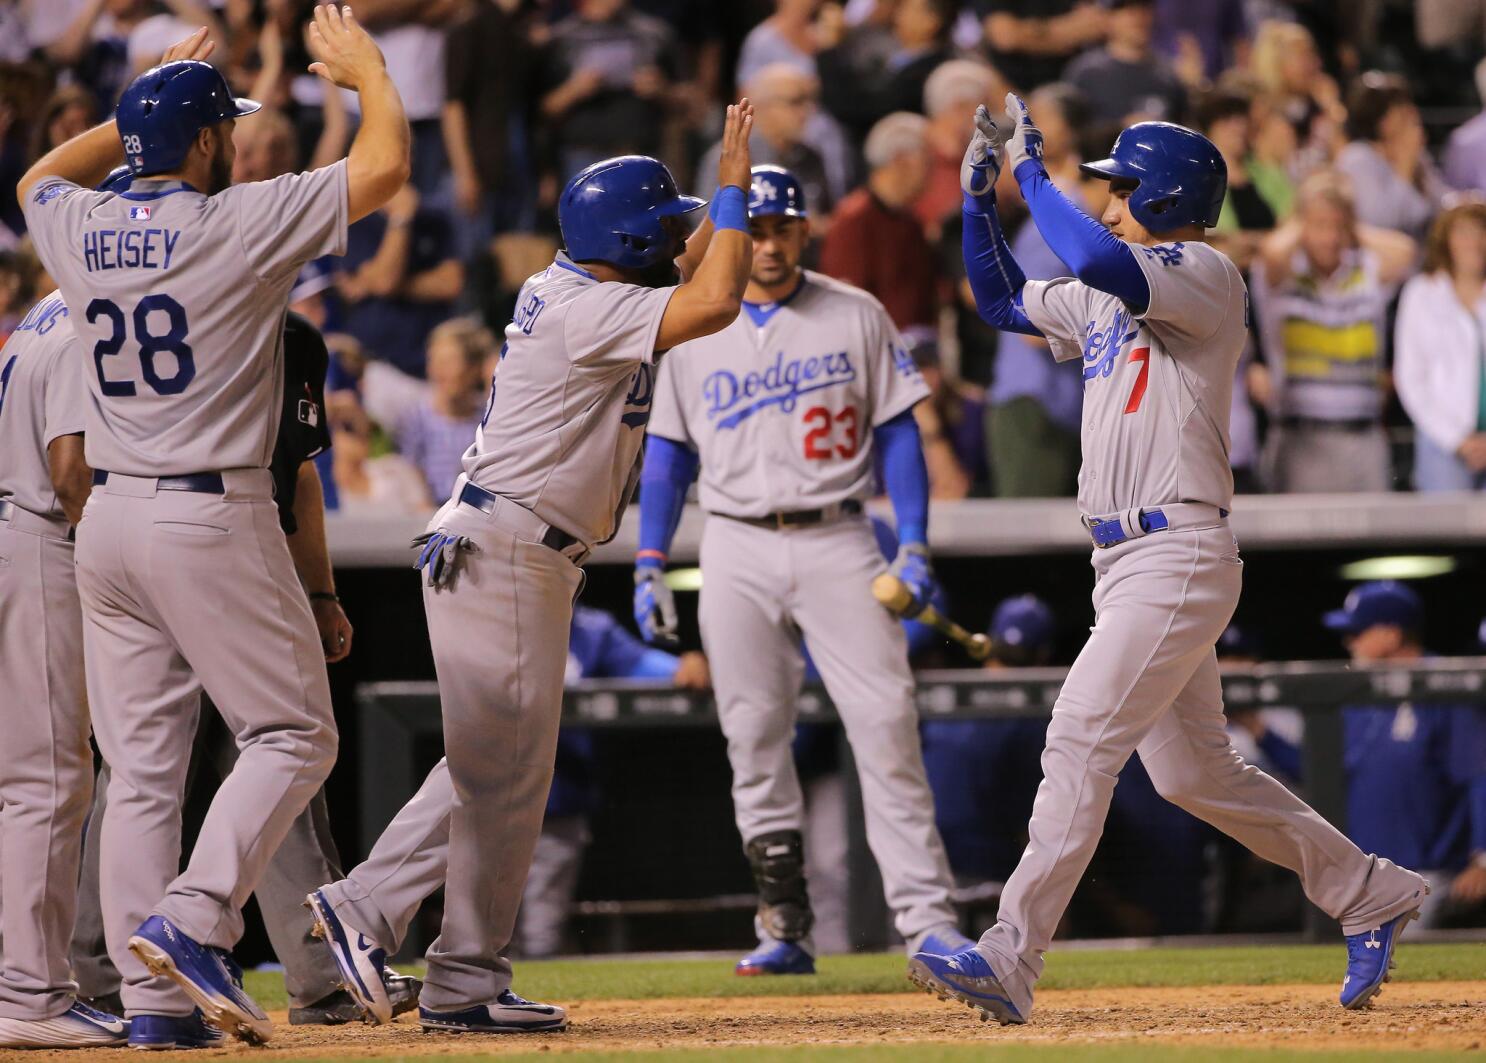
[153,520,231,538]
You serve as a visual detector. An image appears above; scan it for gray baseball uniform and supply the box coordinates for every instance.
[973,240,1429,1018]
[645,270,960,946]
[323,252,670,1012]
[21,168,346,1016]
[0,292,92,1021]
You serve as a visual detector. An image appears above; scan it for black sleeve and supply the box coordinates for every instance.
[272,313,333,536]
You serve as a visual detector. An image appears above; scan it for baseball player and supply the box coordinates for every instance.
[17,9,410,1044]
[909,96,1430,1025]
[304,105,760,1032]
[633,164,971,975]
[0,283,128,1048]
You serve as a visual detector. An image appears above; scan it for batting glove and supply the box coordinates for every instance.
[1003,92,1046,180]
[889,543,934,618]
[960,103,1005,200]
[634,564,679,647]
[411,529,475,588]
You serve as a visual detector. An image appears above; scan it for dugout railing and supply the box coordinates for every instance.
[356,657,1486,953]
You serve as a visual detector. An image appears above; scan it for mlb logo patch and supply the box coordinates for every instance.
[298,398,320,427]
[128,205,151,221]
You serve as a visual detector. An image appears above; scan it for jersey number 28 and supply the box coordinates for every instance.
[88,296,195,397]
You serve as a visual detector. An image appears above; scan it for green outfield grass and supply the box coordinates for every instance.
[241,941,1485,1010]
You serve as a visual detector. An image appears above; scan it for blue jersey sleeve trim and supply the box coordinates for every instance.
[637,434,699,561]
[874,409,928,546]
[1016,166,1150,313]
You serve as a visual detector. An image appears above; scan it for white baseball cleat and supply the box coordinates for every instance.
[305,888,394,1024]
[0,1001,128,1048]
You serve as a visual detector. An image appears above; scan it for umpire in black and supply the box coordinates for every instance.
[71,313,420,1023]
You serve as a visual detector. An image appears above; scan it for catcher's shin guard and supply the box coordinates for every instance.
[745,830,813,942]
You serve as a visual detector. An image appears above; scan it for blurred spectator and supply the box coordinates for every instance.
[1198,87,1276,271]
[1151,0,1247,84]
[1318,583,1486,926]
[1250,20,1345,180]
[1395,200,1486,491]
[0,249,39,340]
[985,86,1088,498]
[1335,73,1449,242]
[28,85,96,170]
[231,107,299,184]
[976,0,1106,93]
[818,0,959,141]
[1065,0,1185,125]
[1444,59,1486,194]
[819,112,937,338]
[914,58,1003,237]
[397,319,493,506]
[327,389,434,516]
[736,0,827,86]
[695,64,837,218]
[339,184,464,378]
[443,0,540,245]
[539,0,680,182]
[1415,0,1486,52]
[1251,172,1416,493]
[1246,88,1299,221]
[46,0,222,110]
[921,595,1055,931]
[911,340,988,499]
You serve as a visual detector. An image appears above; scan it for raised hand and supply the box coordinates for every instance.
[161,26,216,64]
[961,103,1004,199]
[307,4,387,92]
[1003,92,1045,178]
[716,97,755,192]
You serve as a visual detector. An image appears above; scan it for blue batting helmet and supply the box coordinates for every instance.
[116,60,260,176]
[749,165,808,218]
[96,165,134,194]
[559,155,706,270]
[990,595,1055,655]
[1080,121,1226,232]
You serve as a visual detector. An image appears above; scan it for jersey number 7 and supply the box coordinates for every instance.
[1123,347,1150,415]
[87,296,196,397]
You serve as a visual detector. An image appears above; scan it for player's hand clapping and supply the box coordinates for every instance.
[716,98,756,192]
[960,103,1004,199]
[307,4,387,92]
[160,26,217,64]
[1003,93,1045,178]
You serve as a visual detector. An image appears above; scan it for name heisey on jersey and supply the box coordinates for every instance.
[82,228,181,273]
[704,349,856,428]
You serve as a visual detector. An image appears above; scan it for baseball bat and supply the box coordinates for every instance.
[871,573,993,662]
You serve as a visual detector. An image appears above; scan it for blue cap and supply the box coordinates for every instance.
[1323,581,1423,636]
[1217,623,1261,659]
[990,595,1055,653]
[748,164,808,218]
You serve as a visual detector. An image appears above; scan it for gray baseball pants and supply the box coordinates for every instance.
[74,470,338,1016]
[975,523,1430,1018]
[698,513,958,944]
[0,509,91,1020]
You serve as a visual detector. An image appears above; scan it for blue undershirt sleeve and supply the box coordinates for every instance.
[1015,162,1151,312]
[637,434,699,565]
[873,409,929,546]
[961,192,1041,336]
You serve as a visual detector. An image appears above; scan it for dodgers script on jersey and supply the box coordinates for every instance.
[19,164,348,476]
[0,291,86,520]
[463,252,673,546]
[648,271,928,516]
[1021,240,1247,516]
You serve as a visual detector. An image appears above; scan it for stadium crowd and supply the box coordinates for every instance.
[7,0,1486,508]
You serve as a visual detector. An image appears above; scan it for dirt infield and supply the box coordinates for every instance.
[22,980,1485,1060]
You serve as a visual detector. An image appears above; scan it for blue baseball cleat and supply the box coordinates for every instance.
[305,888,394,1024]
[127,915,272,1045]
[1340,908,1420,1009]
[127,1011,225,1050]
[419,990,568,1034]
[735,939,815,976]
[912,926,976,958]
[908,946,1025,1026]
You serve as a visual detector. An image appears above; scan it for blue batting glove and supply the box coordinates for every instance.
[1004,92,1045,181]
[889,543,934,617]
[411,529,474,587]
[634,563,679,647]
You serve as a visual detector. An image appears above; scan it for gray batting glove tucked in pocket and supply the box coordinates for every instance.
[411,529,475,588]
